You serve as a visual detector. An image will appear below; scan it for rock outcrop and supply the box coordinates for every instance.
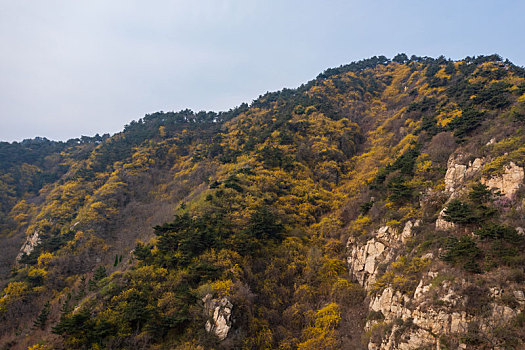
[16,230,41,262]
[363,270,520,349]
[348,215,522,349]
[348,222,418,290]
[444,155,484,193]
[435,208,455,231]
[202,294,233,341]
[482,161,524,198]
[437,154,485,231]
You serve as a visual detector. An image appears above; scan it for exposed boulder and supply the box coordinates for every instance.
[435,208,455,231]
[444,155,484,193]
[482,161,524,198]
[16,230,41,262]
[364,269,521,349]
[401,220,419,243]
[437,154,484,231]
[349,214,524,350]
[348,221,420,290]
[202,294,233,341]
[348,226,397,289]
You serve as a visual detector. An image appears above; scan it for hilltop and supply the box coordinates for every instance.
[1,54,525,349]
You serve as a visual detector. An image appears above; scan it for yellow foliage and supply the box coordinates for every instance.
[436,108,461,127]
[350,215,371,236]
[175,341,204,350]
[159,125,166,138]
[313,303,341,330]
[37,252,54,267]
[125,265,168,288]
[211,279,234,298]
[298,303,341,350]
[28,344,51,350]
[9,199,32,226]
[0,281,29,312]
[4,281,28,296]
[415,153,432,175]
[28,267,48,279]
[372,256,430,294]
[319,258,346,283]
[243,318,273,350]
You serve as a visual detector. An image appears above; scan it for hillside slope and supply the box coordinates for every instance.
[1,54,525,349]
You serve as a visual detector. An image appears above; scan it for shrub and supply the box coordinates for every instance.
[366,310,385,321]
[387,177,412,204]
[443,199,478,225]
[463,286,491,316]
[298,303,342,350]
[448,108,485,139]
[372,256,430,294]
[441,236,482,273]
[475,224,522,243]
[359,201,374,215]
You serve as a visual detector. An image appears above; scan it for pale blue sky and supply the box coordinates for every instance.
[1,0,524,141]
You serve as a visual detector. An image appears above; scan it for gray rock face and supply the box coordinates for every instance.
[203,294,233,341]
[348,226,397,290]
[435,208,455,231]
[482,161,524,198]
[16,230,41,262]
[348,216,521,349]
[437,154,484,231]
[364,272,519,349]
[348,221,419,290]
[444,155,484,193]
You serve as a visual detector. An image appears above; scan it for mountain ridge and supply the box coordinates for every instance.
[1,54,525,349]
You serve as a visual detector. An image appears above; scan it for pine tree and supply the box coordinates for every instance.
[33,301,50,330]
[93,266,107,281]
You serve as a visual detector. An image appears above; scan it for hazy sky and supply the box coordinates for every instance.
[1,0,524,142]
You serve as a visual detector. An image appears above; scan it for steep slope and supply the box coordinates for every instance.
[1,54,525,349]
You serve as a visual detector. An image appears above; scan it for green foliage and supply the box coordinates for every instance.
[475,223,521,242]
[153,213,230,268]
[93,266,107,281]
[472,82,513,109]
[359,201,374,215]
[371,145,420,189]
[133,242,153,262]
[441,236,482,273]
[443,199,478,225]
[444,62,456,74]
[33,301,50,330]
[468,182,497,203]
[392,53,408,64]
[52,308,116,348]
[257,146,294,169]
[447,108,485,139]
[444,183,498,226]
[407,97,438,113]
[3,55,525,349]
[387,177,412,204]
[477,224,524,268]
[246,206,284,241]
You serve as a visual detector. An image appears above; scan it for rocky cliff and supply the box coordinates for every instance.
[348,153,525,349]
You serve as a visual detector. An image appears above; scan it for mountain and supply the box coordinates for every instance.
[1,54,525,349]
